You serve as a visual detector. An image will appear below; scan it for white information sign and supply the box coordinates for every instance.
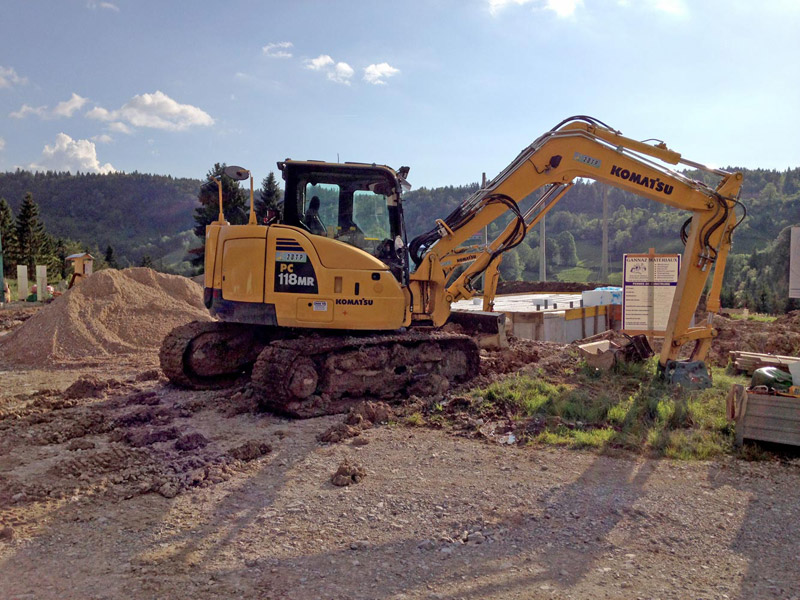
[622,253,681,334]
[791,227,800,299]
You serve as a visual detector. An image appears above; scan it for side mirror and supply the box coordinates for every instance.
[224,165,250,181]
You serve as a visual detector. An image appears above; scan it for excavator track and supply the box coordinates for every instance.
[160,321,272,390]
[251,331,480,418]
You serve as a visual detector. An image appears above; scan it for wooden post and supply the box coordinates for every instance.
[36,265,48,302]
[17,265,28,300]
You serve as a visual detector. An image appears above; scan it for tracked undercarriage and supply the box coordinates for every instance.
[160,322,480,418]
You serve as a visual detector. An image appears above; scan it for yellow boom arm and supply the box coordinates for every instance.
[408,116,744,368]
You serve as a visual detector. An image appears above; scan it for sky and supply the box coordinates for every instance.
[1,0,799,189]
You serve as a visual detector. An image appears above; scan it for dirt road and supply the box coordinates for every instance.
[1,358,799,600]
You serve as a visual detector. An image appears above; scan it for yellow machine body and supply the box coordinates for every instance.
[204,223,408,330]
[200,117,744,371]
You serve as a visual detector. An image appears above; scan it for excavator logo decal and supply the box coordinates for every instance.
[335,298,374,306]
[610,165,674,195]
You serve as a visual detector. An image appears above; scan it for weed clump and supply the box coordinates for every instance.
[470,358,748,459]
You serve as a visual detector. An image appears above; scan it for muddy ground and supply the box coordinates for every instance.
[1,305,799,599]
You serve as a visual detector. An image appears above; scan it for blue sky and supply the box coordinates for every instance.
[1,0,798,188]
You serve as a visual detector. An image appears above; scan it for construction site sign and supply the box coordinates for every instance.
[622,250,681,335]
[791,227,800,299]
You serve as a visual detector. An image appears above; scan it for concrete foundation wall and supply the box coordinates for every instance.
[506,306,610,343]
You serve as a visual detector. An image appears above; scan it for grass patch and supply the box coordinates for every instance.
[471,359,749,459]
[556,266,593,283]
[405,412,424,427]
[728,312,777,323]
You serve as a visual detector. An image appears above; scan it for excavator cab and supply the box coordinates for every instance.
[278,160,409,285]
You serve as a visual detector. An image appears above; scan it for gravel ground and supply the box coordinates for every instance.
[1,361,799,600]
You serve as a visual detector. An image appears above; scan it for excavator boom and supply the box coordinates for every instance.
[409,116,744,372]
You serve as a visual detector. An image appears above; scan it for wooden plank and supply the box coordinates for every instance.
[732,351,800,361]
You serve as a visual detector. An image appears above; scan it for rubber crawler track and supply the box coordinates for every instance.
[251,331,480,418]
[159,321,268,390]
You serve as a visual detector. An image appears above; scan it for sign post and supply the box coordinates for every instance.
[622,248,681,336]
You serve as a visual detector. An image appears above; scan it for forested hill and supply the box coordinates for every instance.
[0,170,201,267]
[0,166,798,312]
[403,167,800,257]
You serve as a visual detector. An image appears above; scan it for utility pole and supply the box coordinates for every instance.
[601,185,609,281]
[539,215,546,282]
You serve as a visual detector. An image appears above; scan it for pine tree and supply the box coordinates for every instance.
[140,255,153,268]
[54,238,70,279]
[255,171,283,223]
[189,163,249,268]
[104,245,119,269]
[14,192,52,274]
[0,198,16,277]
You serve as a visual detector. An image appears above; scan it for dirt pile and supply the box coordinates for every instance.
[0,268,211,366]
[0,375,280,506]
[0,306,38,334]
[707,313,800,367]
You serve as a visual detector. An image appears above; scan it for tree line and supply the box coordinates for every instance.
[2,163,797,314]
[0,192,153,284]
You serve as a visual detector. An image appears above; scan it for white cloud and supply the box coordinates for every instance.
[10,93,88,119]
[329,62,354,85]
[108,121,132,134]
[649,0,688,16]
[10,104,47,119]
[0,66,27,89]
[617,0,688,15]
[305,55,334,71]
[52,93,89,118]
[304,55,353,85]
[86,91,214,131]
[546,0,583,17]
[263,42,293,58]
[364,63,400,85]
[28,133,115,174]
[489,0,583,17]
[0,138,5,151]
[87,1,120,11]
[91,134,113,144]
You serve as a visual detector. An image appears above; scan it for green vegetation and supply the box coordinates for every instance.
[0,192,88,285]
[0,163,796,294]
[467,360,748,459]
[727,312,778,323]
[0,170,201,272]
[190,163,252,270]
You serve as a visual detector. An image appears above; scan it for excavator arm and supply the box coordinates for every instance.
[408,116,744,372]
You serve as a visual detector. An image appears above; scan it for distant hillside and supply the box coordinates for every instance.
[1,166,797,311]
[0,170,201,270]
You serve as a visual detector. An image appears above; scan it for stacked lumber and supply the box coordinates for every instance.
[729,351,800,375]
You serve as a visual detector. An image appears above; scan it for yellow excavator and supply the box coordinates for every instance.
[161,116,744,416]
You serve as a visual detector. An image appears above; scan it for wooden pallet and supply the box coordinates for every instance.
[728,351,800,375]
[728,385,800,447]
